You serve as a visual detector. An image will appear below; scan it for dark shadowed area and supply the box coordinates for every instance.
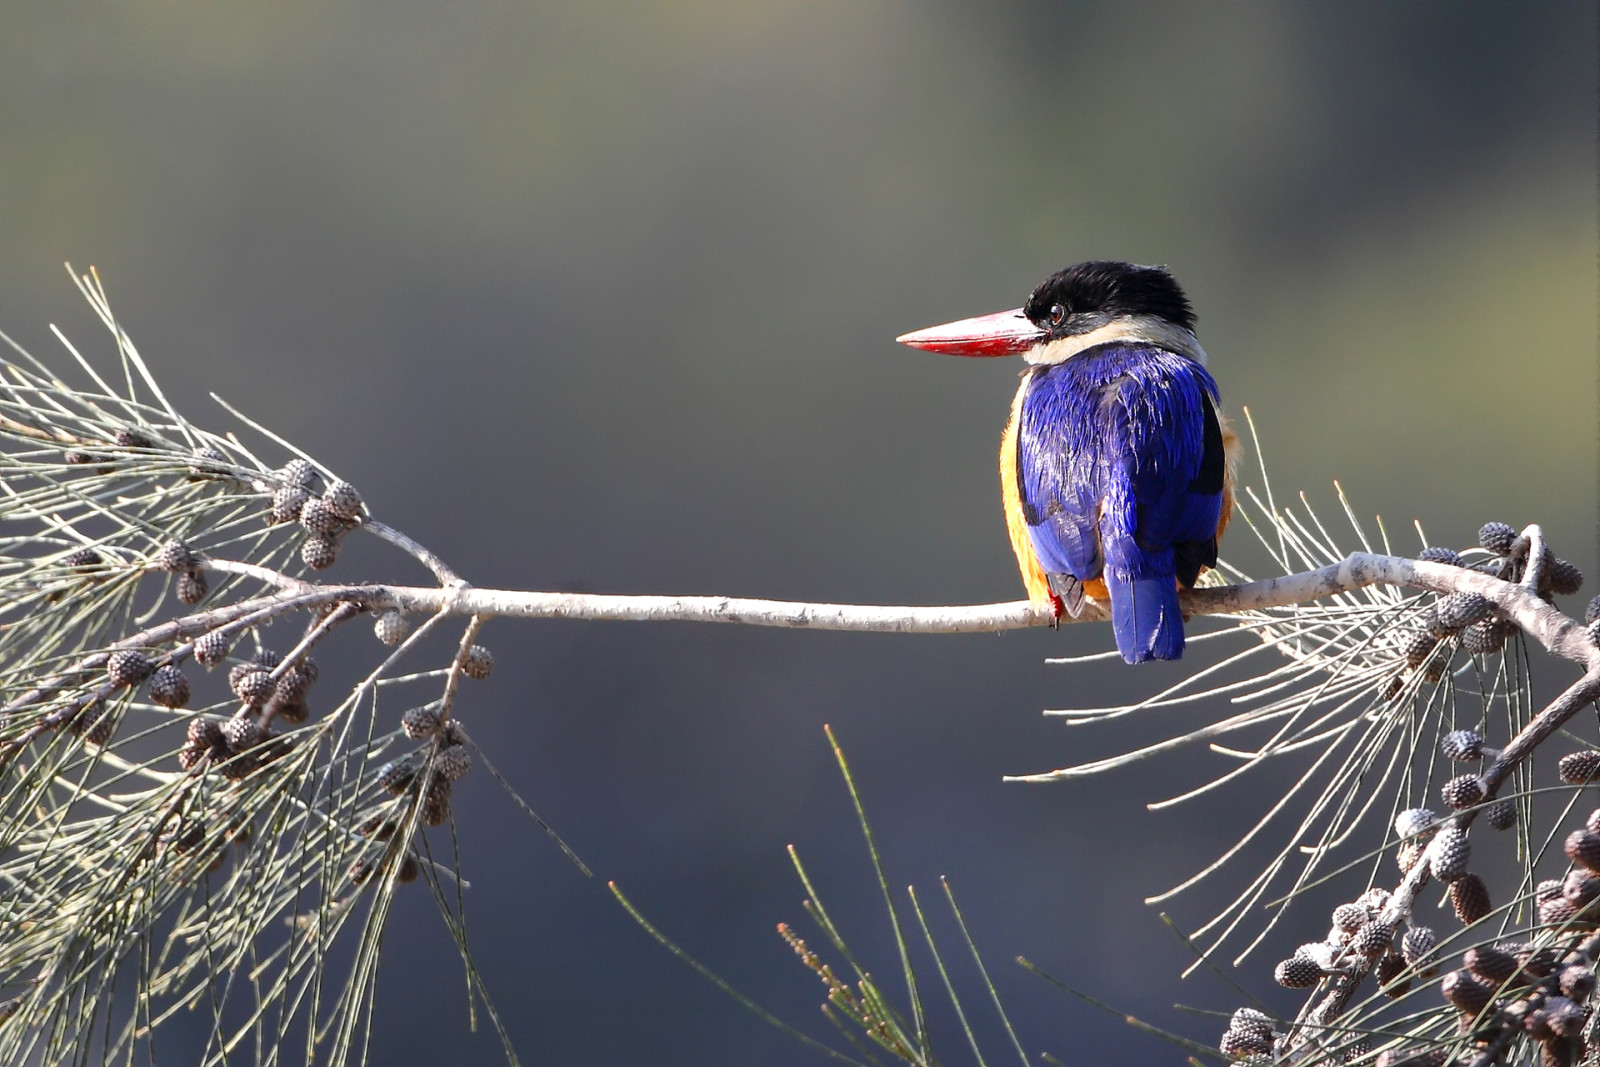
[0,4,1595,1064]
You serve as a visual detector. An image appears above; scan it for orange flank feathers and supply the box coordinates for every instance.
[999,380,1057,609]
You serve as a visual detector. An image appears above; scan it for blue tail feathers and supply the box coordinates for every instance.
[1106,571,1184,663]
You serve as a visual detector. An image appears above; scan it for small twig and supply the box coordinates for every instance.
[437,614,484,725]
[358,518,461,587]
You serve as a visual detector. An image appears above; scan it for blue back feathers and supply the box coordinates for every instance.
[1016,343,1224,663]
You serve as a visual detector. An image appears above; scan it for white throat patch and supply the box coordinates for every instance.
[1023,315,1207,366]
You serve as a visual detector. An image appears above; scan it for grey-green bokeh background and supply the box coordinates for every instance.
[2,4,1595,1063]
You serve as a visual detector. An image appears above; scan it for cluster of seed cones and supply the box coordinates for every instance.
[266,459,365,571]
[1392,523,1587,695]
[369,716,475,836]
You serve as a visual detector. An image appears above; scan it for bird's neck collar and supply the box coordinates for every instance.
[1024,315,1207,367]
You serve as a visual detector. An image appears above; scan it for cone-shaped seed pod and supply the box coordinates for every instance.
[1537,879,1566,905]
[274,667,312,706]
[1559,752,1600,785]
[323,479,363,521]
[176,569,208,605]
[146,665,190,709]
[82,707,115,747]
[1540,896,1580,929]
[434,744,471,782]
[299,497,344,536]
[187,715,224,749]
[1478,522,1516,554]
[1441,969,1493,1016]
[1228,1008,1273,1040]
[1332,902,1369,933]
[401,706,441,739]
[1587,809,1600,834]
[1418,546,1463,567]
[301,534,338,570]
[1565,829,1600,873]
[1589,620,1600,647]
[377,758,416,796]
[373,609,408,646]
[249,649,281,670]
[1408,627,1446,668]
[1562,869,1600,906]
[156,539,193,573]
[1450,874,1492,926]
[107,650,155,687]
[1559,965,1596,1001]
[1423,608,1453,640]
[232,668,275,706]
[1437,591,1492,630]
[1441,730,1485,761]
[1524,1008,1554,1041]
[1219,1028,1272,1058]
[1519,946,1563,979]
[1546,559,1584,597]
[177,742,207,770]
[1462,619,1503,655]
[270,483,308,525]
[194,630,230,669]
[462,644,493,680]
[1485,799,1517,831]
[1586,595,1600,625]
[281,458,315,488]
[1430,827,1471,882]
[1464,945,1519,984]
[273,699,309,725]
[222,716,262,753]
[1374,953,1410,998]
[396,855,421,884]
[1442,775,1485,809]
[1545,996,1586,1037]
[1395,809,1438,838]
[114,428,153,449]
[63,547,102,570]
[1273,956,1322,989]
[1351,920,1395,958]
[422,777,452,826]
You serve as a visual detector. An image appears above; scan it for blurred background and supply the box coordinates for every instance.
[1,4,1595,1063]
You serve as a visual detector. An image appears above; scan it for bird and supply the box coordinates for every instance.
[896,261,1237,663]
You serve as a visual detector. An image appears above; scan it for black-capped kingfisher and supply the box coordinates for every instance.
[897,261,1237,663]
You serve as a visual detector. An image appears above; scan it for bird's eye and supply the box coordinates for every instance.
[1049,304,1065,326]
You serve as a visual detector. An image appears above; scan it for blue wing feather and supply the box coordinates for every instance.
[1015,344,1223,662]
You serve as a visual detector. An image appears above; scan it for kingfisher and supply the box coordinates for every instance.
[897,261,1237,663]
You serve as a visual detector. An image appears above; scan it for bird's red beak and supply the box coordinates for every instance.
[895,308,1045,357]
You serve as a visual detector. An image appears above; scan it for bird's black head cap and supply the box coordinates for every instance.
[1023,261,1196,339]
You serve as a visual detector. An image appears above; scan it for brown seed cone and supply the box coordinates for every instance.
[396,855,421,884]
[1350,920,1395,957]
[1441,774,1485,809]
[433,743,471,782]
[1450,873,1492,925]
[146,665,190,709]
[377,758,416,796]
[1463,944,1519,984]
[107,649,155,687]
[232,668,275,706]
[1373,953,1410,998]
[1558,965,1595,1001]
[176,569,208,605]
[422,777,452,826]
[1430,827,1471,882]
[1559,751,1600,785]
[301,534,338,570]
[1562,869,1600,906]
[1401,925,1439,975]
[1538,1035,1579,1067]
[192,630,229,669]
[1587,808,1600,834]
[1540,896,1581,929]
[1441,969,1494,1016]
[1274,955,1321,989]
[462,644,493,680]
[1332,902,1369,933]
[1218,1028,1272,1058]
[401,706,441,739]
[1545,995,1587,1037]
[1564,828,1600,873]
